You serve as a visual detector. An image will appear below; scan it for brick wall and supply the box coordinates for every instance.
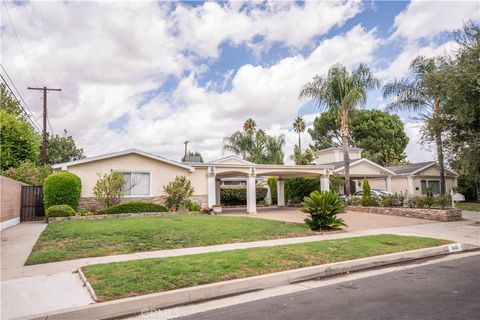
[348,205,462,222]
[0,176,27,229]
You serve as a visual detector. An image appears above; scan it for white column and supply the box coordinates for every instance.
[277,178,285,207]
[246,173,257,214]
[207,167,216,208]
[386,175,392,192]
[215,180,221,206]
[320,176,330,192]
[407,176,414,195]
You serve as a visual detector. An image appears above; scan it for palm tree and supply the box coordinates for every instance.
[293,116,306,151]
[299,64,379,195]
[263,134,285,164]
[243,118,257,135]
[383,56,446,195]
[223,131,252,160]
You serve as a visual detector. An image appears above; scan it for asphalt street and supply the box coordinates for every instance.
[178,255,480,320]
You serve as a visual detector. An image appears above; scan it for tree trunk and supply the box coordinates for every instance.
[298,133,301,153]
[433,100,446,195]
[476,176,480,202]
[340,109,351,196]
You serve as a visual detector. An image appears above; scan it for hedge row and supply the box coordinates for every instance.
[220,187,268,205]
[97,201,168,215]
[268,177,320,205]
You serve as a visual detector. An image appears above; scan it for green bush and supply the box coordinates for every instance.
[361,178,371,206]
[268,177,321,205]
[93,170,126,208]
[163,176,194,210]
[43,171,81,211]
[376,194,404,207]
[185,199,202,212]
[45,204,76,218]
[2,161,52,185]
[348,196,362,206]
[220,187,268,205]
[302,191,346,231]
[434,195,452,209]
[97,201,168,215]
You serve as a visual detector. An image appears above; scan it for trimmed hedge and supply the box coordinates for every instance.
[97,201,168,215]
[44,171,81,211]
[268,177,320,205]
[221,188,268,206]
[45,204,76,218]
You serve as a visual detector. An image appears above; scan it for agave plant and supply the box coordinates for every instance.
[301,191,346,231]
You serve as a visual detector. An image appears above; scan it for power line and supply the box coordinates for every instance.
[0,64,38,122]
[2,0,39,87]
[0,74,41,132]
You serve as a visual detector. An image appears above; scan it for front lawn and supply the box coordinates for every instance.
[26,215,312,265]
[457,202,480,212]
[81,234,449,301]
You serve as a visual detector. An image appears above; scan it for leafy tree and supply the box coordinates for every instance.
[93,170,126,208]
[163,175,194,210]
[437,22,480,200]
[290,145,315,165]
[309,109,409,166]
[292,116,306,151]
[299,64,379,195]
[383,56,448,194]
[47,134,85,165]
[0,111,40,170]
[2,161,52,185]
[0,84,24,118]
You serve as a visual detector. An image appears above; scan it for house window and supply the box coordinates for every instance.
[123,172,150,196]
[421,179,440,195]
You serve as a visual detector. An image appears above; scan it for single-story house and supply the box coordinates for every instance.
[314,147,458,196]
[53,149,332,213]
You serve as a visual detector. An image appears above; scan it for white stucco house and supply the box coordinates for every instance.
[53,147,457,213]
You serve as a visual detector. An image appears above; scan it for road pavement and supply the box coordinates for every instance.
[178,254,480,320]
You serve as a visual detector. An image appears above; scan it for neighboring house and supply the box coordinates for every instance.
[314,147,458,196]
[53,149,331,213]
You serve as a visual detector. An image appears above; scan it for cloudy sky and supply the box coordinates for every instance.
[1,0,478,163]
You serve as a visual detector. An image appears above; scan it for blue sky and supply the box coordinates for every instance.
[2,0,478,163]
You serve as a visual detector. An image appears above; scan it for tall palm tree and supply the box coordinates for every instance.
[243,118,257,135]
[299,64,379,195]
[383,56,446,195]
[223,131,252,160]
[293,116,306,151]
[263,134,285,165]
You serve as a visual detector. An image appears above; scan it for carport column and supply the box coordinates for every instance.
[215,179,221,206]
[320,174,330,192]
[246,167,257,214]
[277,178,285,207]
[207,166,216,209]
[407,175,414,195]
[386,175,392,192]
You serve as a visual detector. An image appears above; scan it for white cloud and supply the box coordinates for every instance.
[404,122,435,163]
[392,0,479,41]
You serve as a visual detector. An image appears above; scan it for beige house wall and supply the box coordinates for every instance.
[0,176,26,230]
[337,162,388,176]
[66,154,207,198]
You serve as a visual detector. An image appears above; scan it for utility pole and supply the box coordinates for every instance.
[184,140,189,161]
[28,86,61,165]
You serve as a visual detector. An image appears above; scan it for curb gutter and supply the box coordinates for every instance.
[18,243,479,320]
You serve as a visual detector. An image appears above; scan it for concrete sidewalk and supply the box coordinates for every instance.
[1,222,47,281]
[4,219,479,281]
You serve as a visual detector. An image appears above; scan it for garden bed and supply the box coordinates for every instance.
[26,215,312,265]
[48,211,170,223]
[80,234,449,301]
[348,206,462,222]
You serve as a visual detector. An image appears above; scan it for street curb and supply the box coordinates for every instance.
[77,269,99,302]
[18,243,480,320]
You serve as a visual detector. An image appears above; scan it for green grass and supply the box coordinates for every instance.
[457,202,480,212]
[26,215,312,265]
[81,234,449,301]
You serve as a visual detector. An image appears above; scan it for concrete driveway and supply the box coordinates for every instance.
[221,206,433,231]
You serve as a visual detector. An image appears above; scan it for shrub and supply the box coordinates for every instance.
[377,194,404,207]
[45,204,76,218]
[2,161,52,185]
[285,177,320,204]
[361,178,371,206]
[93,170,126,208]
[163,176,194,210]
[435,195,452,209]
[220,187,268,205]
[406,196,434,208]
[348,195,362,206]
[302,191,346,231]
[185,199,202,212]
[43,171,81,211]
[97,201,168,215]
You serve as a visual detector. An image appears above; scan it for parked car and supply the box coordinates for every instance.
[353,189,393,197]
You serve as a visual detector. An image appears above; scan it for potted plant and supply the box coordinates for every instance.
[212,205,222,214]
